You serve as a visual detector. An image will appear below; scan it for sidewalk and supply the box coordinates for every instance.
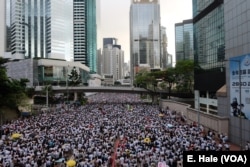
[214,138,241,151]
[228,142,241,151]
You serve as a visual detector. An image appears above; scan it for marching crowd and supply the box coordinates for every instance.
[0,93,237,167]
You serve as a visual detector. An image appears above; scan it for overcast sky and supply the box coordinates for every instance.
[99,0,193,63]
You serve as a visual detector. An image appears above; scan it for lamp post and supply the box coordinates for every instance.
[66,65,69,111]
[226,59,242,150]
[45,84,51,108]
[46,85,48,107]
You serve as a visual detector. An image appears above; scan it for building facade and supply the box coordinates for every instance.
[4,0,97,73]
[130,0,161,83]
[0,0,5,57]
[73,0,97,73]
[102,38,124,84]
[96,48,102,76]
[6,59,90,87]
[86,0,97,73]
[193,0,225,115]
[6,0,74,60]
[175,19,194,62]
[218,0,250,148]
[160,26,168,69]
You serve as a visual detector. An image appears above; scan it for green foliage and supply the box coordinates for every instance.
[134,60,195,97]
[0,57,30,108]
[175,60,194,92]
[134,70,150,88]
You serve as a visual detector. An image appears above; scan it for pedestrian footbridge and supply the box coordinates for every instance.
[35,86,149,94]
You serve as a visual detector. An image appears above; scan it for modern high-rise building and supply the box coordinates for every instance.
[0,0,5,57]
[193,0,225,114]
[96,48,102,76]
[102,38,124,83]
[130,0,161,83]
[4,0,97,73]
[103,38,117,48]
[217,0,250,149]
[86,0,97,73]
[160,26,169,69]
[175,19,194,62]
[73,0,97,73]
[6,0,74,61]
[96,0,101,49]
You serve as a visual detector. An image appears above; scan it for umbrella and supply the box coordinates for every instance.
[66,159,76,167]
[62,143,70,149]
[167,124,174,128]
[159,113,164,117]
[55,158,65,163]
[143,137,151,144]
[11,133,22,139]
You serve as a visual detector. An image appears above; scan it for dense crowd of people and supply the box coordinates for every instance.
[0,93,235,167]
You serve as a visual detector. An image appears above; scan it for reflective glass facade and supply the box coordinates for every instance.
[86,0,97,73]
[130,0,161,79]
[193,0,225,115]
[193,0,225,69]
[74,0,87,64]
[7,0,73,60]
[222,0,250,146]
[193,0,225,91]
[73,0,97,73]
[175,19,194,62]
[38,64,89,86]
[50,0,73,61]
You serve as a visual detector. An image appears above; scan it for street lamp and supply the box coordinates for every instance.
[66,65,70,110]
[226,59,242,150]
[45,85,51,108]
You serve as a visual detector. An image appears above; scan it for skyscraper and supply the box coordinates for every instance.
[0,0,5,57]
[222,0,250,148]
[73,0,97,73]
[6,0,74,60]
[130,0,161,83]
[102,38,124,83]
[175,19,194,62]
[160,26,169,69]
[193,0,225,114]
[5,0,97,73]
[86,0,97,73]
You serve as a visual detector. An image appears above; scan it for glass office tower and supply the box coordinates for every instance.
[7,0,73,60]
[86,0,97,73]
[130,0,161,82]
[193,0,225,114]
[73,0,97,73]
[175,19,194,62]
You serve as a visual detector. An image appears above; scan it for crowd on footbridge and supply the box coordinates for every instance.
[0,93,243,167]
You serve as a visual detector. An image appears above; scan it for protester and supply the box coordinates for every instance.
[0,93,231,167]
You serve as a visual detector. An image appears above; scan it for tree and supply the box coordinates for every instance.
[175,60,194,93]
[162,68,177,99]
[0,57,32,110]
[0,58,11,100]
[134,70,149,88]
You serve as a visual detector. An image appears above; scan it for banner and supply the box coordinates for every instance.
[230,54,250,120]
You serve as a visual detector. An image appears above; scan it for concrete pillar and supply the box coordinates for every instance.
[74,92,78,101]
[152,94,158,104]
